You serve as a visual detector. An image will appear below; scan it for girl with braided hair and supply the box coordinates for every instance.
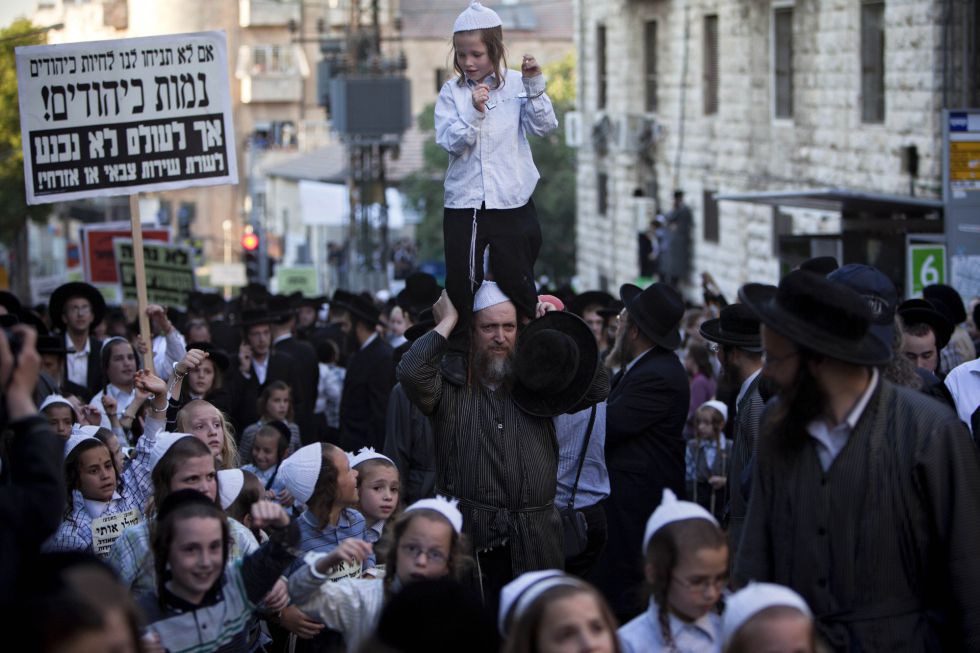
[618,489,728,653]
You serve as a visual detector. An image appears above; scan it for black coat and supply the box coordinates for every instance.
[274,335,319,444]
[339,336,394,452]
[232,350,301,435]
[594,347,690,620]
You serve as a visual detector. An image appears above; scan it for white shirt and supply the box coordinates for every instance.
[252,355,269,385]
[805,368,879,471]
[618,598,721,653]
[90,384,138,432]
[360,332,378,351]
[152,329,186,382]
[944,358,980,434]
[435,69,558,209]
[65,332,91,387]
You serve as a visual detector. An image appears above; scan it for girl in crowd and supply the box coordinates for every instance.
[217,468,266,541]
[351,447,401,575]
[685,400,730,521]
[141,491,298,653]
[722,583,821,653]
[499,570,621,653]
[39,394,77,441]
[618,489,728,653]
[315,339,345,443]
[387,305,409,348]
[239,380,301,465]
[684,342,717,439]
[174,398,239,469]
[90,337,141,443]
[167,344,235,420]
[240,422,294,507]
[44,370,168,553]
[288,496,470,652]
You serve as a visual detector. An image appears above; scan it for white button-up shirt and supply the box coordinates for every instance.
[435,69,557,209]
[945,358,980,434]
[65,332,91,387]
[618,598,721,653]
[806,368,879,471]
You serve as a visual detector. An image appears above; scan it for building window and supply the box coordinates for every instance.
[703,15,719,115]
[598,173,609,216]
[703,190,719,243]
[772,207,793,256]
[644,20,658,112]
[597,24,608,110]
[773,7,794,119]
[860,1,885,123]
[245,45,297,75]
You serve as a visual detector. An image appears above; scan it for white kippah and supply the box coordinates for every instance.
[350,446,395,468]
[699,399,729,424]
[278,443,324,504]
[642,488,718,551]
[149,432,197,471]
[405,495,464,534]
[498,570,585,634]
[217,469,245,511]
[722,582,812,643]
[473,281,512,313]
[64,431,99,460]
[40,394,78,419]
[454,1,502,33]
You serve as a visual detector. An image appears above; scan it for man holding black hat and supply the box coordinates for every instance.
[48,282,106,400]
[233,309,301,432]
[698,303,765,557]
[269,295,318,444]
[593,282,689,621]
[734,270,980,651]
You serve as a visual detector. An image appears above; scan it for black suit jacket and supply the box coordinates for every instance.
[274,335,319,444]
[232,349,300,434]
[339,336,394,452]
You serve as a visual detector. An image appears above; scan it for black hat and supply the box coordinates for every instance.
[568,290,615,317]
[0,291,22,317]
[739,270,892,366]
[49,282,106,332]
[923,284,967,325]
[597,299,624,319]
[897,298,954,351]
[199,292,226,316]
[827,264,898,350]
[268,295,295,325]
[37,334,68,356]
[512,311,599,418]
[404,308,436,342]
[185,341,231,372]
[396,272,442,316]
[240,308,275,329]
[17,309,49,335]
[299,295,327,310]
[620,282,684,350]
[799,256,840,276]
[336,294,382,327]
[698,303,762,350]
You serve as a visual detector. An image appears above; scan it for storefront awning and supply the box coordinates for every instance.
[714,188,943,216]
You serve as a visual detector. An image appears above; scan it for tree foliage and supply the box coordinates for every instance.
[403,53,578,283]
[0,19,48,245]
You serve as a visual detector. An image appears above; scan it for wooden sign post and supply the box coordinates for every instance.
[128,195,155,375]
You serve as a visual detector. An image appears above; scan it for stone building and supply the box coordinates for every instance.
[573,0,978,299]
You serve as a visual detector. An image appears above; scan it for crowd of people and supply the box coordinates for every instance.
[3,2,980,651]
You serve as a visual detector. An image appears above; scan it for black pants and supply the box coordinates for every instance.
[443,200,542,350]
[564,502,608,580]
[473,544,514,624]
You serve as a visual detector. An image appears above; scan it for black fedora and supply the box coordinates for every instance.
[239,308,275,329]
[568,290,614,317]
[49,282,107,332]
[897,298,954,351]
[738,270,891,366]
[699,303,762,351]
[336,294,382,327]
[597,299,624,319]
[0,291,22,317]
[397,272,442,317]
[923,284,967,325]
[620,282,684,350]
[404,308,436,342]
[512,311,599,418]
[185,341,231,372]
[268,294,295,324]
[37,334,68,356]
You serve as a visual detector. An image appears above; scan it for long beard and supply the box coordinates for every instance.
[475,346,514,387]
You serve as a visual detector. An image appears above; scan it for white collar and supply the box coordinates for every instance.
[65,332,91,355]
[360,332,379,350]
[83,491,122,519]
[107,384,136,400]
[273,333,291,345]
[647,599,718,644]
[811,367,879,432]
[736,367,763,407]
[625,347,654,374]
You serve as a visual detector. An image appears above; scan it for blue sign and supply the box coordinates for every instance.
[949,112,968,132]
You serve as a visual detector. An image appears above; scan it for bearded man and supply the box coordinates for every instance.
[398,281,608,609]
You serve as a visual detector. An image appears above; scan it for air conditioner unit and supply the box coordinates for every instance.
[616,114,663,152]
[565,111,583,147]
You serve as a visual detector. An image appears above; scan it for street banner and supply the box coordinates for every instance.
[16,30,238,204]
[91,509,141,559]
[81,221,170,285]
[114,239,196,310]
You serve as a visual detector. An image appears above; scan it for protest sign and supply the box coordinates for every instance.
[325,559,363,581]
[81,221,170,285]
[275,266,319,296]
[114,239,196,310]
[16,30,238,204]
[91,509,142,559]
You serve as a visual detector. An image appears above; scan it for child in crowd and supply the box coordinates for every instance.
[499,570,621,653]
[44,370,168,553]
[315,339,345,443]
[218,468,266,540]
[722,583,820,653]
[435,1,558,356]
[685,400,730,521]
[39,394,78,441]
[141,491,297,653]
[239,381,301,465]
[684,343,717,438]
[618,489,728,653]
[288,496,471,652]
[351,447,401,575]
[241,422,294,508]
[174,398,239,469]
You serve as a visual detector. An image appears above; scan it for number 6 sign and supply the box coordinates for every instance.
[907,243,946,298]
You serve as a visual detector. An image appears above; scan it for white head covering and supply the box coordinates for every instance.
[40,394,78,419]
[217,469,245,511]
[64,430,99,460]
[349,446,395,468]
[473,281,512,313]
[699,399,729,424]
[404,495,464,534]
[453,1,502,33]
[278,443,324,504]
[643,488,719,551]
[497,570,585,634]
[722,582,812,643]
[149,432,197,472]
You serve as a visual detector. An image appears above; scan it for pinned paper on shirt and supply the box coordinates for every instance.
[326,559,363,582]
[92,509,141,558]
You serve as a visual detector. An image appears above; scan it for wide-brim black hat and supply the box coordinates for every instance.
[239,308,275,328]
[185,341,231,372]
[897,298,954,351]
[620,283,683,350]
[597,300,624,319]
[37,334,68,356]
[49,282,106,331]
[738,270,892,366]
[699,303,762,350]
[0,291,22,317]
[512,311,599,418]
[336,294,382,327]
[397,272,443,315]
[404,308,435,342]
[923,284,967,325]
[268,295,295,325]
[568,290,615,317]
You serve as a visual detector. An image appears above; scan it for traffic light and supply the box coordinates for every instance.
[242,232,259,251]
[242,228,260,280]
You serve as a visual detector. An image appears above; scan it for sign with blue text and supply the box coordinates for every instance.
[15,31,238,204]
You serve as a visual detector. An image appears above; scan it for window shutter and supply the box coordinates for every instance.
[644,20,658,112]
[774,8,794,118]
[861,2,885,123]
[703,15,719,115]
